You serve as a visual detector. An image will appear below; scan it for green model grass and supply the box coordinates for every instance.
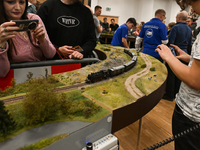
[17,134,68,150]
[82,51,167,110]
[135,55,167,95]
[0,89,111,143]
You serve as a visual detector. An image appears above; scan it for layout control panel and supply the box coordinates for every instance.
[82,134,118,150]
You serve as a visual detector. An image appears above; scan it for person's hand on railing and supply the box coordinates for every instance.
[59,45,83,59]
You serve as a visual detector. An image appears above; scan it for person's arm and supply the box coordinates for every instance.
[122,37,129,48]
[135,26,144,50]
[156,44,200,90]
[80,10,97,57]
[135,36,143,50]
[94,16,102,33]
[121,26,129,48]
[160,24,168,45]
[96,25,103,33]
[161,39,168,44]
[0,22,19,77]
[0,43,10,78]
[29,14,56,59]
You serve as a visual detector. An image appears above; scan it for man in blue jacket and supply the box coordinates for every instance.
[111,18,136,48]
[135,9,168,62]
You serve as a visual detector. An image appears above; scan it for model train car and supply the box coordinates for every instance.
[86,48,137,83]
[86,70,109,83]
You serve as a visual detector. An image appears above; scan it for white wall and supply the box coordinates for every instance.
[91,0,98,13]
[91,0,200,27]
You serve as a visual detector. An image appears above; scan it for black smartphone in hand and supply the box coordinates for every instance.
[169,46,176,56]
[11,19,39,32]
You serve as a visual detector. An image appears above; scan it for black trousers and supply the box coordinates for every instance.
[172,105,200,150]
[165,60,188,99]
[165,63,181,99]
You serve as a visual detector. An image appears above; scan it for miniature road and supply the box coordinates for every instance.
[125,53,152,99]
[0,121,92,150]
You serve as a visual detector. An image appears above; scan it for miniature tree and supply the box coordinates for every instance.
[23,77,60,124]
[0,89,5,98]
[0,100,16,138]
[59,93,72,115]
[26,72,33,81]
[11,78,16,87]
[4,86,14,96]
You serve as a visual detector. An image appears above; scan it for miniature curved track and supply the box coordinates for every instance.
[125,53,152,99]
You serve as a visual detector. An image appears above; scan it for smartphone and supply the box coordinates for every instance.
[169,46,176,56]
[71,45,83,52]
[11,19,39,32]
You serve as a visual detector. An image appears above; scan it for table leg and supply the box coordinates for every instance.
[136,118,143,150]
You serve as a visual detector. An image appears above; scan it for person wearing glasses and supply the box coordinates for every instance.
[135,9,168,62]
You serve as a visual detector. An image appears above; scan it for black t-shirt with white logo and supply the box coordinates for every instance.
[37,0,96,57]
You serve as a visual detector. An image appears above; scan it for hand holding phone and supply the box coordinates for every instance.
[169,46,177,56]
[71,45,83,52]
[11,19,39,32]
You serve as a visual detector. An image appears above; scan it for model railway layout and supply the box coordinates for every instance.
[86,48,137,83]
[0,45,168,150]
[2,48,138,104]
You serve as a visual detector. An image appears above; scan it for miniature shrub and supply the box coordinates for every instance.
[150,67,156,71]
[102,90,108,94]
[47,75,58,84]
[68,100,102,118]
[141,64,146,68]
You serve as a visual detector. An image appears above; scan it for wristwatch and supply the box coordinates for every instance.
[0,42,7,51]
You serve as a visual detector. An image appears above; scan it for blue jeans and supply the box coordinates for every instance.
[172,104,200,150]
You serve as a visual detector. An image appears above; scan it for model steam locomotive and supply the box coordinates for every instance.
[86,48,137,83]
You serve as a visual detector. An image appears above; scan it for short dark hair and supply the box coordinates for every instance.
[188,17,194,22]
[126,18,137,26]
[168,22,176,28]
[103,17,107,20]
[155,9,166,16]
[176,0,198,10]
[95,5,102,11]
[140,21,145,26]
[111,19,115,22]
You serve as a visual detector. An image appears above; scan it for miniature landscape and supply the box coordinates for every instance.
[0,44,167,150]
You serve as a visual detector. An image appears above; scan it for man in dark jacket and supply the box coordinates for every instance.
[163,11,192,101]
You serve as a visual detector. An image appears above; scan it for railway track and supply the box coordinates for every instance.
[2,47,137,105]
[2,83,88,105]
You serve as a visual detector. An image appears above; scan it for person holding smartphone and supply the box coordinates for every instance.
[37,0,96,60]
[0,0,57,78]
[163,11,192,101]
[156,1,200,149]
